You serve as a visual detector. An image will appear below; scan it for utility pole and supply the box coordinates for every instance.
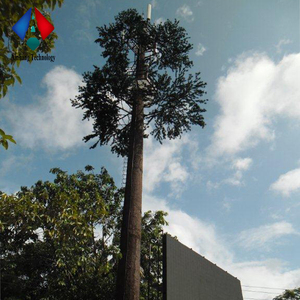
[116,4,151,300]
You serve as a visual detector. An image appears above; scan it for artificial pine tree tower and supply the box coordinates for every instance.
[72,6,208,300]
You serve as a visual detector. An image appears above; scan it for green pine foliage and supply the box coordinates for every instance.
[72,9,207,157]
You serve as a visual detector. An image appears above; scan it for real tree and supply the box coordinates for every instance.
[274,289,300,300]
[0,166,167,300]
[72,8,207,299]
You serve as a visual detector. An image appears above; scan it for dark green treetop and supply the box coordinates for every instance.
[72,8,207,157]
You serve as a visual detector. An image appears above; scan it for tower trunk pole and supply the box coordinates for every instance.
[116,31,146,300]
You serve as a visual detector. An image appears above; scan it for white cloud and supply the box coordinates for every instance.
[144,136,191,194]
[224,175,242,186]
[154,17,165,25]
[165,161,189,183]
[232,157,252,171]
[275,39,292,54]
[3,66,92,152]
[238,221,298,251]
[206,157,253,188]
[209,52,300,157]
[206,180,220,190]
[270,168,300,196]
[195,43,206,56]
[221,197,237,212]
[143,193,233,265]
[224,157,253,186]
[176,5,194,22]
[230,260,300,300]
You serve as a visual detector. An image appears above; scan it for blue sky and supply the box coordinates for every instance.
[1,0,300,298]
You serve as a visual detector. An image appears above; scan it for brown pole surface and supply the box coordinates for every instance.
[116,43,145,300]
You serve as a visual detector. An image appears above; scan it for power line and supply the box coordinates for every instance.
[243,290,280,295]
[242,285,290,291]
[244,298,274,300]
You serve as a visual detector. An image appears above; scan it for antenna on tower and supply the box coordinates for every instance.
[147,4,152,21]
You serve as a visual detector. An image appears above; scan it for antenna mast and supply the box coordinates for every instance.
[147,4,151,20]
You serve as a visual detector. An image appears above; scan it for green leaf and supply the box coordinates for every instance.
[52,0,56,10]
[3,85,7,97]
[0,129,5,137]
[15,74,22,84]
[4,78,14,86]
[2,139,8,150]
[4,135,16,144]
